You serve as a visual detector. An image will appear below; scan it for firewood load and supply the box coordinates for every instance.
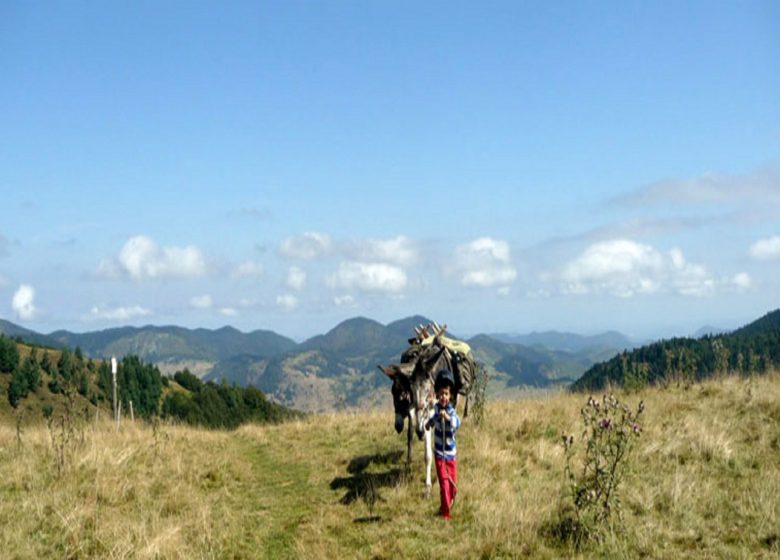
[401,322,475,404]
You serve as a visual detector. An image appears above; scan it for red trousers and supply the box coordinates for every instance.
[435,457,458,519]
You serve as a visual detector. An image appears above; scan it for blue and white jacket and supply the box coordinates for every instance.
[427,403,461,461]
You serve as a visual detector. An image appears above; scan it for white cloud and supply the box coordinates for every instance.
[614,166,780,207]
[97,235,207,280]
[286,266,307,291]
[354,236,419,266]
[189,294,213,309]
[219,307,238,317]
[232,260,264,279]
[328,261,407,293]
[88,304,152,321]
[278,232,333,260]
[12,284,37,320]
[276,294,299,311]
[749,235,780,260]
[732,272,752,291]
[452,237,517,288]
[561,239,721,298]
[333,294,356,307]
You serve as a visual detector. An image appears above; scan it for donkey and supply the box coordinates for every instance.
[379,337,456,497]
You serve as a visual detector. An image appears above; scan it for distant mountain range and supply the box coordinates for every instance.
[4,310,776,412]
[488,330,636,354]
[0,316,636,412]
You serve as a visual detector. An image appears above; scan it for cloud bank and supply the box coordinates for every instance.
[89,304,152,321]
[561,239,747,298]
[452,237,517,288]
[328,262,407,293]
[98,236,207,280]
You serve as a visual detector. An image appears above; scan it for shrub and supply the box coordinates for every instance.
[470,363,489,426]
[560,393,645,547]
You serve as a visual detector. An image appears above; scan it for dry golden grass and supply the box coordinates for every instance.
[1,371,779,558]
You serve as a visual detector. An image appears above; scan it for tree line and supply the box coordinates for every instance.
[161,369,296,429]
[0,335,294,428]
[571,312,780,392]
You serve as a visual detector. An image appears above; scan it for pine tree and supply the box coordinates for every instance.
[0,336,20,373]
[78,371,89,397]
[8,367,28,407]
[21,353,41,392]
[40,351,53,375]
[58,348,73,381]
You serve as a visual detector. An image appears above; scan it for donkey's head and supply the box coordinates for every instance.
[409,368,435,439]
[379,363,413,433]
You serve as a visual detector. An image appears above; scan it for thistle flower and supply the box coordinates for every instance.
[599,418,611,430]
[632,423,641,434]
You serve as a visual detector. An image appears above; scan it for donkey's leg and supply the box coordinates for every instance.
[423,428,433,498]
[406,417,414,467]
[406,409,415,467]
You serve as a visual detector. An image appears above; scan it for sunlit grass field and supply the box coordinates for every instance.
[1,371,779,559]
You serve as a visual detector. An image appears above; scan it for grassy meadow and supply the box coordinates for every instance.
[1,371,779,559]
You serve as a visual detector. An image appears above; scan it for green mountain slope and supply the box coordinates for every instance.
[467,334,586,389]
[0,319,59,347]
[571,308,780,392]
[0,337,295,429]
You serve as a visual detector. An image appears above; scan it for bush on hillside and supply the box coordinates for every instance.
[162,374,294,429]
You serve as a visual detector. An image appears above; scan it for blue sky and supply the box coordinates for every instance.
[1,2,779,341]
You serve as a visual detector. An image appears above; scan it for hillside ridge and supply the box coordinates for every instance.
[572,308,780,391]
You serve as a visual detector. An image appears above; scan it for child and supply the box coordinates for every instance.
[427,368,461,520]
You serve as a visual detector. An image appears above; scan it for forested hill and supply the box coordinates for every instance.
[571,309,780,392]
[0,337,296,429]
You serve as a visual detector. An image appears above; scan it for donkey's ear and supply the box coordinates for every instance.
[379,363,414,379]
[397,362,415,378]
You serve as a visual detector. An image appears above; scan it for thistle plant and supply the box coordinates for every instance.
[561,393,645,546]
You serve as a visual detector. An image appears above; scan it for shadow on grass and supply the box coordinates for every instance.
[330,449,406,512]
